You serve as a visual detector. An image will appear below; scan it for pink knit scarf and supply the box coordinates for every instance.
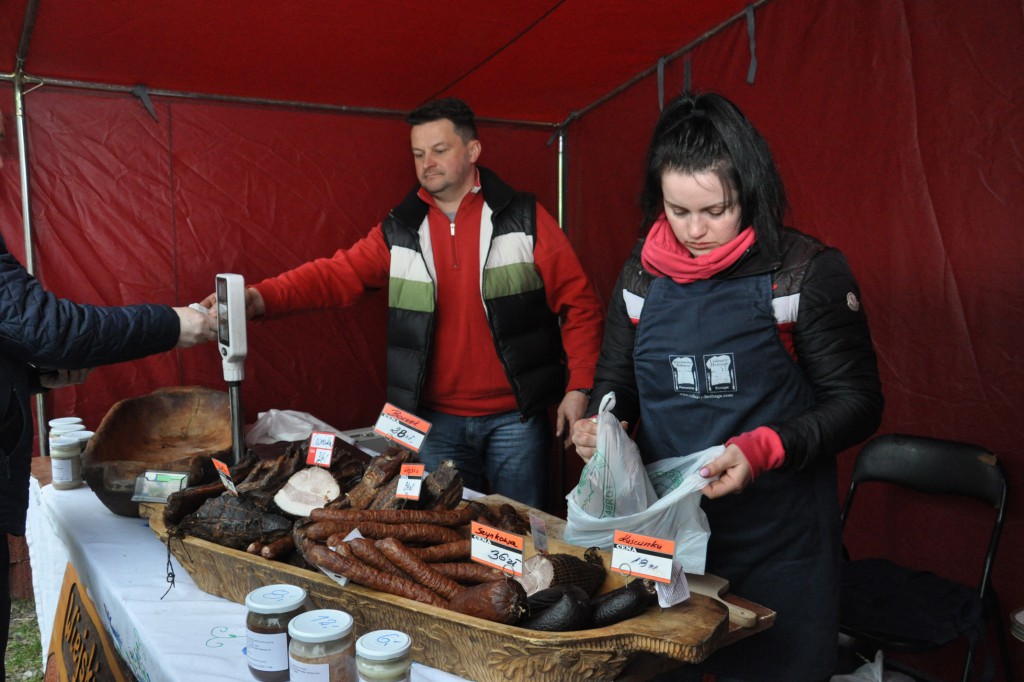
[641,215,755,284]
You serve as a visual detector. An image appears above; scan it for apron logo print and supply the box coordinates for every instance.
[670,355,699,394]
[704,353,737,394]
[670,353,737,396]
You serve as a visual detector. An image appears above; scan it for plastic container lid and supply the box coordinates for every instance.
[244,584,307,614]
[49,417,83,427]
[288,609,354,643]
[49,436,82,454]
[50,424,86,435]
[356,630,411,661]
[68,430,95,442]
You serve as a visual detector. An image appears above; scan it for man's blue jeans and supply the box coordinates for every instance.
[416,407,550,509]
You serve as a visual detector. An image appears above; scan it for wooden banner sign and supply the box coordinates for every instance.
[47,562,129,682]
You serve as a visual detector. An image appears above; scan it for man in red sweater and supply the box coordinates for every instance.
[211,99,602,508]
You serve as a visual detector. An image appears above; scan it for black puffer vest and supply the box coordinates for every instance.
[381,167,565,417]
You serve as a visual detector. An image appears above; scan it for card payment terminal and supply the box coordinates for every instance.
[216,274,247,464]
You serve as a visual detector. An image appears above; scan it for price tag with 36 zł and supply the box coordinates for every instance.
[306,431,336,467]
[373,403,432,452]
[211,458,238,495]
[610,530,674,584]
[470,521,524,576]
[395,463,425,500]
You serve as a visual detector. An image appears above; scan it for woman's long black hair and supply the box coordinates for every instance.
[639,92,787,260]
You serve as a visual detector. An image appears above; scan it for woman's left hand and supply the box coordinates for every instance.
[699,443,753,498]
[38,368,94,389]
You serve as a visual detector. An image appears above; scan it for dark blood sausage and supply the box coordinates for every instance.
[310,506,475,527]
[376,538,463,601]
[305,543,447,608]
[409,539,472,563]
[346,537,409,579]
[431,562,507,584]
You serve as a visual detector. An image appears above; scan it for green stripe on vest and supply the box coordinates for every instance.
[482,262,544,300]
[389,277,435,313]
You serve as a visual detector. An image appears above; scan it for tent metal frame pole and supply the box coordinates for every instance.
[11,0,50,455]
[555,0,776,129]
[2,74,559,131]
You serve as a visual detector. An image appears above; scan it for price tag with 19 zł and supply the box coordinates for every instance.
[470,521,524,576]
[395,463,425,500]
[610,530,674,584]
[373,403,432,452]
[306,431,336,467]
[211,458,238,496]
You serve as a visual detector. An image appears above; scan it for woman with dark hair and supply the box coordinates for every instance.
[572,92,883,680]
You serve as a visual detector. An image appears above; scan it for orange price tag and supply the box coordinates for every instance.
[469,521,524,576]
[372,403,432,452]
[395,463,426,500]
[610,530,675,583]
[211,458,238,495]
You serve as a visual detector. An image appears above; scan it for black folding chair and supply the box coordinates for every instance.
[838,434,1012,682]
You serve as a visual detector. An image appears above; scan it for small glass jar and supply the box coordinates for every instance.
[245,584,308,682]
[355,630,412,682]
[288,609,356,682]
[49,436,83,490]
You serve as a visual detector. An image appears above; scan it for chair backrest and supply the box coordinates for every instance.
[841,433,1008,599]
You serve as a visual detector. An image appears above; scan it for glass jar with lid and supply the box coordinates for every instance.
[355,630,412,682]
[49,436,83,490]
[288,609,356,681]
[245,584,308,682]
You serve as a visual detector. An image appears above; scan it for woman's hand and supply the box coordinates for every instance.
[699,443,753,498]
[556,391,589,448]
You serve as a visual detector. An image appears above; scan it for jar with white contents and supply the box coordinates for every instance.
[49,436,83,490]
[355,630,412,682]
[288,609,356,682]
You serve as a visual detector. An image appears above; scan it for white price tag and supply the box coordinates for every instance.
[656,563,690,607]
[528,513,549,554]
[372,403,432,452]
[306,431,336,467]
[395,463,425,500]
[610,530,675,584]
[470,521,524,576]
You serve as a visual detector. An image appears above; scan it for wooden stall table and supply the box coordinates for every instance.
[27,456,773,681]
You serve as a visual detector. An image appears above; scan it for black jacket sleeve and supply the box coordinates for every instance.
[0,245,180,368]
[589,247,644,426]
[769,248,884,470]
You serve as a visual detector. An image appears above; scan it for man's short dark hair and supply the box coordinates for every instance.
[406,98,478,142]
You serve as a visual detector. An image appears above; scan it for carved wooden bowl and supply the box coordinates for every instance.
[82,386,232,517]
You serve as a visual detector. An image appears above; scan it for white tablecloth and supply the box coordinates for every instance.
[25,476,468,682]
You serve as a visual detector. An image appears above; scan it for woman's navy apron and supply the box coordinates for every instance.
[634,274,840,681]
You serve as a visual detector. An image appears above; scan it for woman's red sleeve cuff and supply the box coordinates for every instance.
[726,426,785,481]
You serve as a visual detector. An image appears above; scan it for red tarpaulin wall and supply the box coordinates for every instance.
[1,0,1022,677]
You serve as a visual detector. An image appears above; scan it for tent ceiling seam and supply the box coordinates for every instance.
[423,0,569,104]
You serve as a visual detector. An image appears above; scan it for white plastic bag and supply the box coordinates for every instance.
[563,392,718,574]
[244,408,353,446]
[830,652,915,682]
[569,393,655,517]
